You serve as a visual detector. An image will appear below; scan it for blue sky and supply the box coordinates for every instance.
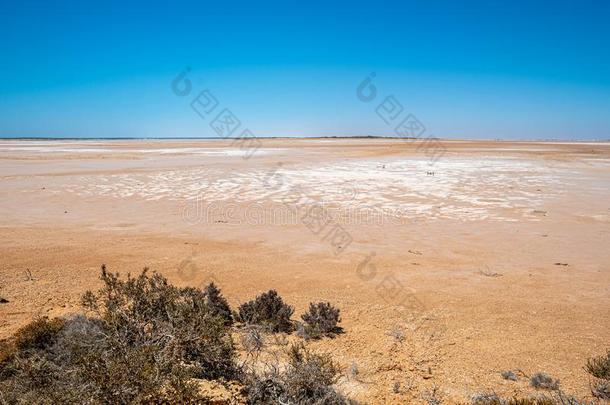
[1,0,609,139]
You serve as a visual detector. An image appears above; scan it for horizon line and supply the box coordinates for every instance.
[1,136,610,143]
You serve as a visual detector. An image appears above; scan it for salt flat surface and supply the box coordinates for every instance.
[62,156,571,221]
[0,143,283,157]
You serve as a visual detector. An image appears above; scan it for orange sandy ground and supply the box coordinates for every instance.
[0,139,609,403]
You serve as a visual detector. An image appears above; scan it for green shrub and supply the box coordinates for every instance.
[235,290,294,333]
[203,282,233,325]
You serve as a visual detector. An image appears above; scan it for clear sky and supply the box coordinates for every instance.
[1,0,609,139]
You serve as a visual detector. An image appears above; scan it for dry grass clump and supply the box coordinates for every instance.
[298,302,342,340]
[530,372,560,390]
[235,289,294,333]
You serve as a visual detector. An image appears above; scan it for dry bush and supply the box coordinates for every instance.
[235,290,294,333]
[388,325,406,343]
[471,392,502,404]
[13,317,65,352]
[584,349,610,400]
[0,266,240,403]
[422,386,444,405]
[81,266,239,381]
[585,349,610,380]
[280,343,346,404]
[241,325,266,360]
[348,361,359,381]
[0,266,359,404]
[469,391,591,405]
[501,370,517,381]
[0,317,66,388]
[299,302,341,340]
[244,367,285,404]
[590,380,610,400]
[471,397,553,405]
[530,372,560,390]
[244,343,354,404]
[0,340,12,368]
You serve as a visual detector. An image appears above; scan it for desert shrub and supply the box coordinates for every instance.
[501,370,517,381]
[471,397,553,405]
[0,339,12,369]
[82,266,239,381]
[422,386,444,405]
[299,302,341,339]
[244,369,285,404]
[590,379,610,399]
[282,343,340,401]
[471,392,502,404]
[348,361,359,381]
[0,317,67,395]
[203,282,233,325]
[0,266,240,403]
[241,325,266,359]
[235,289,294,333]
[584,349,610,399]
[530,372,560,390]
[244,343,354,404]
[0,297,8,303]
[388,325,406,343]
[585,349,610,380]
[469,391,591,405]
[13,316,65,352]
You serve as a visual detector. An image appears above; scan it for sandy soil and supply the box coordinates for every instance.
[1,139,609,403]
